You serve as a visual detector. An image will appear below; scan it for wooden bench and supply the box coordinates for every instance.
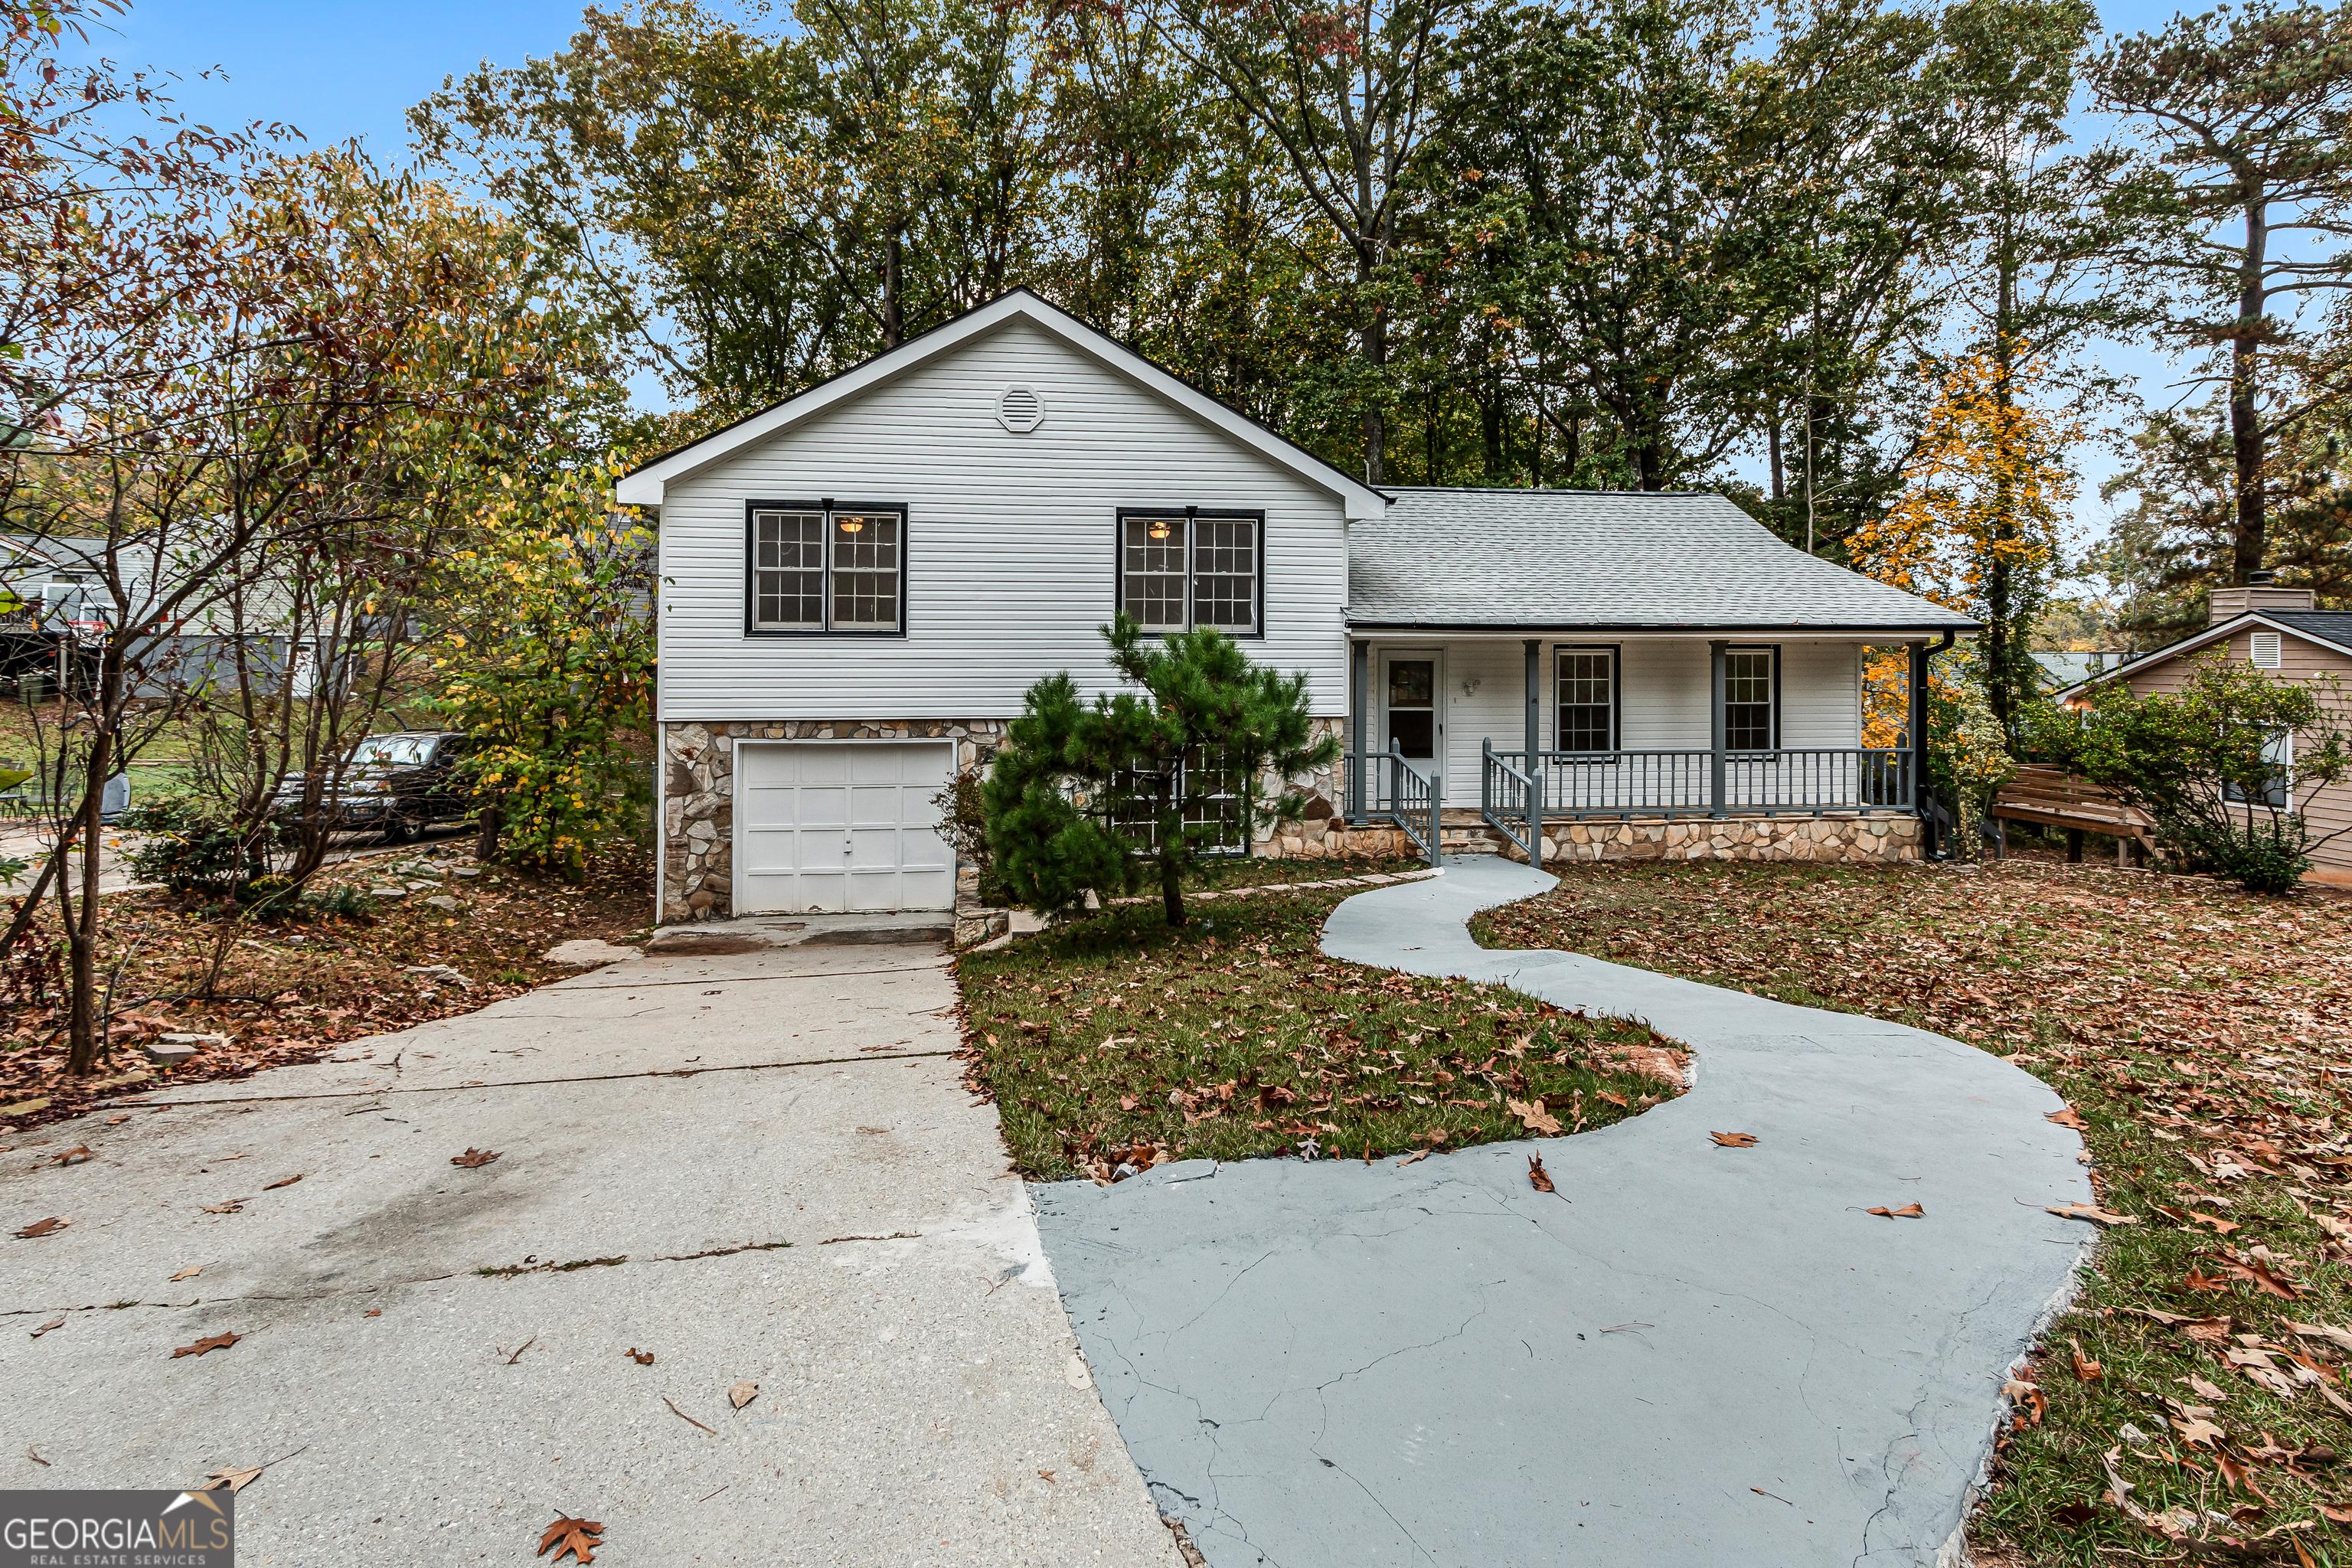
[1988,765,2158,864]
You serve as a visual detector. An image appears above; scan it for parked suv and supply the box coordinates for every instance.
[273,731,479,844]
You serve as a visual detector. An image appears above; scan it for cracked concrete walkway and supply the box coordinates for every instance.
[1033,855,2092,1568]
[2,939,1181,1568]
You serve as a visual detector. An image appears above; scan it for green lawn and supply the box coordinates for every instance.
[957,885,1683,1182]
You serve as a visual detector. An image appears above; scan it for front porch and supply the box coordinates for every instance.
[1325,635,1938,867]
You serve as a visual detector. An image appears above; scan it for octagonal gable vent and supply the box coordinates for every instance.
[995,384,1046,433]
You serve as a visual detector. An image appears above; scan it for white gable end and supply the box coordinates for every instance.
[654,315,1353,721]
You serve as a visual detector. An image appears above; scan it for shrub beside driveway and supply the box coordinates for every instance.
[1476,856,2352,1563]
[957,886,1681,1183]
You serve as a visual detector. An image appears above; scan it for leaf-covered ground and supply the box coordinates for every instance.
[1,840,652,1134]
[1472,853,2352,1566]
[957,885,1684,1182]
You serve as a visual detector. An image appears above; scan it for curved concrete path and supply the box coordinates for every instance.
[1033,855,2092,1568]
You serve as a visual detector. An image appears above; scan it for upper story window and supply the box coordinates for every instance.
[1725,646,1779,752]
[1118,510,1261,635]
[747,501,904,634]
[1556,647,1617,753]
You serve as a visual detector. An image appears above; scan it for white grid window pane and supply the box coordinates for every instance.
[1557,650,1613,753]
[1726,649,1774,751]
[1122,518,1187,629]
[1193,518,1256,631]
[828,513,900,629]
[753,511,824,628]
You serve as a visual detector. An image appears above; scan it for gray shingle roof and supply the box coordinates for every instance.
[1348,488,1980,634]
[2271,610,2352,653]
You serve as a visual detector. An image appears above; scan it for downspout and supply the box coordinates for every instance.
[1913,630,1956,855]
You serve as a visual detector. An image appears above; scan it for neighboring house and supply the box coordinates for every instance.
[621,290,1978,923]
[2053,577,2352,877]
[2032,649,2132,692]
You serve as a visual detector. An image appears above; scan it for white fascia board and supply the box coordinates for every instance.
[609,292,1387,519]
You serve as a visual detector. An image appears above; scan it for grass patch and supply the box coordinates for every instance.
[958,886,1681,1182]
[1473,857,2352,1564]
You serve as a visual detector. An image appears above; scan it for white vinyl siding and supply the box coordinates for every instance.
[658,318,1349,720]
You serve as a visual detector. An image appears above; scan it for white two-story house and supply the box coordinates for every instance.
[619,290,1976,923]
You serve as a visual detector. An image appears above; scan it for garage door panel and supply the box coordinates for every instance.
[732,741,955,915]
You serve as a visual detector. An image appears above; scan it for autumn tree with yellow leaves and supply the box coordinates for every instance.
[1852,348,2082,746]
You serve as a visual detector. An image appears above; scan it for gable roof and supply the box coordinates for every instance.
[2053,608,2352,701]
[1347,488,1980,634]
[612,289,1386,517]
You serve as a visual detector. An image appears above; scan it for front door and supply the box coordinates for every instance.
[1380,650,1444,801]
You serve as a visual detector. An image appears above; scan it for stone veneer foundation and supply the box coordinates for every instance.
[659,719,1919,923]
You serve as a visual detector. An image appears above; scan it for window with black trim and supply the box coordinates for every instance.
[748,502,903,632]
[1118,511,1260,635]
[1725,646,1779,751]
[1555,647,1617,753]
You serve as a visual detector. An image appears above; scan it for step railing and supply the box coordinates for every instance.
[1479,738,1540,863]
[1389,743,1439,866]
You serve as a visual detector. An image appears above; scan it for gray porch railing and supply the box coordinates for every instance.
[1347,740,1441,866]
[1495,746,1914,819]
[1479,738,1540,861]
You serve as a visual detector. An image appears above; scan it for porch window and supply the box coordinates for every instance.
[1725,646,1778,752]
[1118,511,1260,635]
[1555,647,1617,753]
[748,502,905,633]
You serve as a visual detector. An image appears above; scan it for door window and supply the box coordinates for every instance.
[1387,659,1436,758]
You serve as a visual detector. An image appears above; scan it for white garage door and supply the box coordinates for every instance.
[734,741,956,914]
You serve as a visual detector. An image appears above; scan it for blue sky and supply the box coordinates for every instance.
[80,0,2225,560]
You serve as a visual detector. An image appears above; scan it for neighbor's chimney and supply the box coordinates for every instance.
[2209,570,2317,625]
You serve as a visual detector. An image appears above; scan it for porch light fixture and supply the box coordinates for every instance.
[838,517,864,535]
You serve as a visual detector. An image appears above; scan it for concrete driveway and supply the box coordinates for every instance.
[1034,856,2092,1568]
[2,929,1181,1567]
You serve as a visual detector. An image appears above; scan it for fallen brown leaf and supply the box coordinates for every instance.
[2046,1106,2089,1130]
[204,1465,264,1493]
[625,1348,653,1365]
[1394,1149,1430,1168]
[2185,1267,2231,1293]
[2285,1321,2352,1354]
[262,1174,302,1191]
[1867,1204,1926,1219]
[729,1381,758,1410]
[2003,1378,2047,1426]
[1594,1090,1628,1108]
[2213,1257,2301,1299]
[1527,1155,1555,1194]
[1710,1132,1757,1148]
[537,1514,604,1565]
[29,1316,63,1338]
[451,1148,501,1169]
[2046,1202,2136,1227]
[172,1332,240,1358]
[364,1308,381,1318]
[2070,1340,2102,1383]
[2176,1413,2226,1448]
[15,1217,66,1238]
[1507,1097,1562,1136]
[50,1146,91,1166]
[169,1266,201,1282]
